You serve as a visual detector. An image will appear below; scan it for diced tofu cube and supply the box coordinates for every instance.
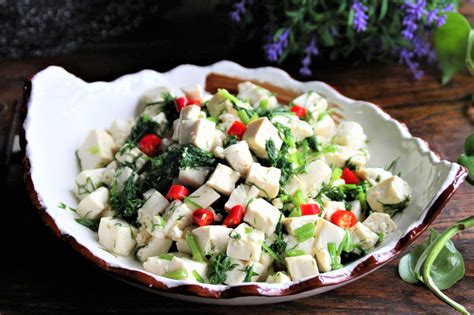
[350,222,379,250]
[135,226,152,247]
[74,168,105,200]
[108,119,132,147]
[323,200,346,221]
[246,163,281,199]
[224,184,260,211]
[178,167,210,188]
[242,117,282,159]
[285,234,315,255]
[162,202,194,239]
[285,255,319,281]
[143,256,171,276]
[226,223,264,262]
[314,219,346,251]
[324,146,369,169]
[243,198,282,236]
[137,189,170,232]
[218,113,240,133]
[77,129,115,170]
[181,84,204,101]
[136,237,173,262]
[137,86,172,115]
[223,259,246,284]
[366,176,412,213]
[176,238,191,255]
[333,121,367,150]
[184,184,220,210]
[314,248,332,273]
[206,163,240,196]
[115,146,146,171]
[179,118,216,151]
[151,112,169,135]
[266,271,292,284]
[314,114,337,139]
[363,212,397,235]
[271,115,313,142]
[259,252,274,274]
[237,81,278,109]
[223,141,254,176]
[179,104,201,121]
[102,161,117,187]
[192,225,233,255]
[206,93,232,117]
[297,160,331,197]
[98,217,137,256]
[76,187,109,220]
[213,146,225,159]
[349,200,364,222]
[284,174,308,196]
[114,166,137,191]
[357,167,394,186]
[292,91,328,113]
[168,256,208,282]
[172,119,181,141]
[282,215,320,235]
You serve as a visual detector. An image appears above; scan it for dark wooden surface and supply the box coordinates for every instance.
[1,5,474,314]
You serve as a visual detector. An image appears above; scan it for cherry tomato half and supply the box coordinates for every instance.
[330,210,357,228]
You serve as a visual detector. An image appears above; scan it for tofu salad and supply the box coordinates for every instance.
[70,81,413,285]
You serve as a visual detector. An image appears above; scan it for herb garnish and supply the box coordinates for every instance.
[208,253,238,284]
[75,218,99,231]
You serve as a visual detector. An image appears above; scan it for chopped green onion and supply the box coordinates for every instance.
[163,268,188,280]
[184,196,203,209]
[259,98,269,110]
[207,116,218,123]
[294,222,316,242]
[358,190,368,212]
[159,254,173,261]
[245,226,253,234]
[284,249,306,257]
[249,112,259,123]
[262,242,281,262]
[238,110,250,125]
[327,242,343,270]
[218,88,241,105]
[289,189,305,217]
[186,233,206,262]
[192,270,205,283]
[330,167,343,183]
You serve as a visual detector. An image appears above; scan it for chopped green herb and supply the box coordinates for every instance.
[186,233,206,262]
[380,196,411,216]
[262,242,281,262]
[242,265,259,282]
[192,270,205,283]
[294,222,316,242]
[229,231,241,240]
[163,268,188,280]
[208,253,238,284]
[75,218,99,231]
[159,254,173,261]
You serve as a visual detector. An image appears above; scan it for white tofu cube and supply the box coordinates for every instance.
[136,237,173,262]
[357,167,393,186]
[226,223,264,262]
[176,238,192,255]
[77,129,116,170]
[179,104,201,121]
[162,202,194,239]
[349,200,364,222]
[178,167,210,188]
[266,271,292,283]
[323,200,346,221]
[115,146,146,171]
[143,256,171,276]
[246,163,281,199]
[285,234,315,255]
[114,166,137,191]
[137,189,170,232]
[181,84,204,101]
[184,184,220,210]
[314,219,346,251]
[282,215,320,235]
[237,81,278,109]
[74,168,105,200]
[366,176,412,213]
[76,187,109,220]
[206,163,240,196]
[242,117,282,159]
[333,121,367,150]
[179,118,216,151]
[223,259,246,284]
[172,119,181,141]
[315,248,332,273]
[192,225,233,255]
[102,161,117,187]
[350,222,379,250]
[223,141,254,176]
[292,91,328,113]
[135,226,152,247]
[224,184,260,211]
[98,217,137,256]
[137,86,172,115]
[243,198,282,236]
[108,119,132,147]
[285,255,319,281]
[324,146,369,169]
[168,256,208,282]
[363,212,397,235]
[314,114,337,139]
[271,115,313,142]
[284,174,308,196]
[297,160,332,197]
[206,93,232,117]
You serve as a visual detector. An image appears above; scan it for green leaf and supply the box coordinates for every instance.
[464,133,474,156]
[379,0,388,21]
[466,29,474,75]
[434,13,471,85]
[458,154,474,184]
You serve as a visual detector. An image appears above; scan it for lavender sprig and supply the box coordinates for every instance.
[264,28,290,62]
[352,0,369,32]
[299,38,319,76]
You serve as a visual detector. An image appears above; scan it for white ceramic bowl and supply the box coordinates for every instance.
[22,61,467,305]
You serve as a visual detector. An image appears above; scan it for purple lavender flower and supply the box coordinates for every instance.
[403,0,427,20]
[352,0,368,32]
[264,28,290,62]
[426,4,455,28]
[299,38,319,76]
[399,48,424,80]
[230,0,252,23]
[401,15,417,40]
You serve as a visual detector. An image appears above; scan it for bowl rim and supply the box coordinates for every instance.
[20,61,468,300]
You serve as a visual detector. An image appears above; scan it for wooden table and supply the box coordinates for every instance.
[1,6,473,314]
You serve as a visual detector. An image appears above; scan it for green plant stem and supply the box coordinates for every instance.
[421,216,474,315]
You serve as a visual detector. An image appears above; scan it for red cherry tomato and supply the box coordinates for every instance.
[331,210,357,228]
[187,99,202,106]
[300,203,321,216]
[223,205,244,228]
[341,167,360,184]
[137,134,162,157]
[227,121,247,139]
[175,96,188,112]
[290,105,307,118]
[193,208,214,226]
[165,184,189,200]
